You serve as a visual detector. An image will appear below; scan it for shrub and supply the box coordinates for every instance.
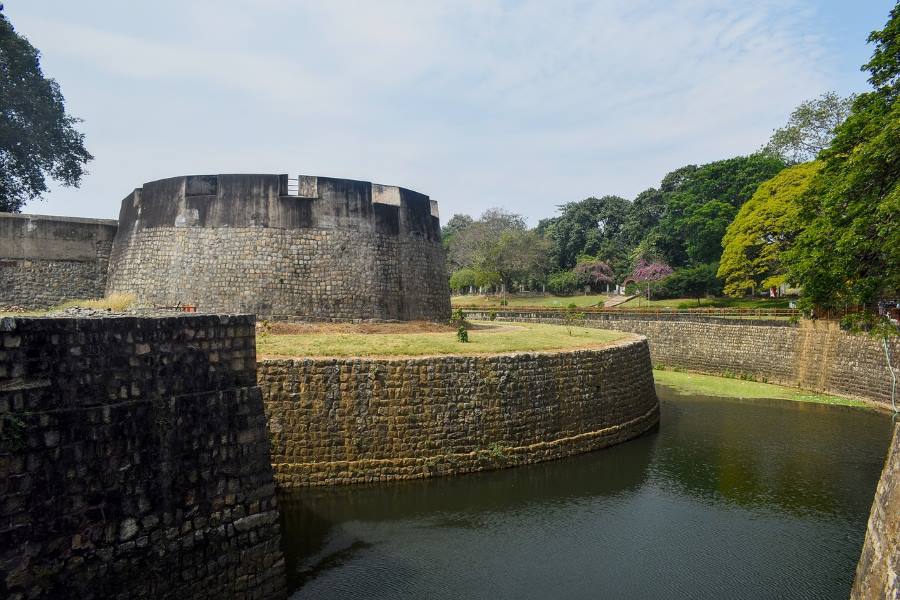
[449,268,477,293]
[547,270,579,295]
[456,326,469,343]
[488,310,497,321]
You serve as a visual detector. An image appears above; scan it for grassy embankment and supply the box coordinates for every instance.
[618,296,791,309]
[257,321,626,358]
[653,368,868,408]
[451,294,609,308]
[451,294,791,310]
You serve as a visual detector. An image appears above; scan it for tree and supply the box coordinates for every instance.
[546,270,579,295]
[632,259,673,282]
[539,195,631,270]
[650,153,786,267]
[447,208,526,279]
[620,188,665,248]
[449,268,477,294]
[786,4,900,313]
[0,8,92,212]
[765,92,854,164]
[573,258,614,291]
[495,229,551,291]
[718,162,820,297]
[659,263,723,304]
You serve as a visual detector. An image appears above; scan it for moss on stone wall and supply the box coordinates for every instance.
[258,335,659,487]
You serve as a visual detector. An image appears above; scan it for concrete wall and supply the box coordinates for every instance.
[0,213,118,308]
[0,314,286,599]
[852,423,899,599]
[258,336,659,487]
[106,174,451,321]
[465,311,900,409]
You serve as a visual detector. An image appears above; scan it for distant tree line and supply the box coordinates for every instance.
[445,4,899,317]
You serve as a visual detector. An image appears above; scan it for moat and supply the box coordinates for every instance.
[279,386,894,600]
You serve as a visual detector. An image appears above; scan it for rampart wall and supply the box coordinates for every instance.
[106,174,451,321]
[464,311,900,409]
[0,314,286,599]
[852,423,899,599]
[257,336,659,487]
[0,213,118,308]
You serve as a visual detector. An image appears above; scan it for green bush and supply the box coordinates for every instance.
[456,326,469,343]
[488,310,497,321]
[450,308,467,326]
[449,268,477,293]
[547,270,579,295]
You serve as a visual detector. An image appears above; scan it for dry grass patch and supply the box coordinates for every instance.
[257,321,627,358]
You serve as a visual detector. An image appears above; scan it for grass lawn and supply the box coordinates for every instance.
[653,368,868,408]
[618,296,791,310]
[257,321,627,358]
[451,294,609,308]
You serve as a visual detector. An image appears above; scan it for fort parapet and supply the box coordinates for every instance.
[0,213,117,308]
[106,174,451,321]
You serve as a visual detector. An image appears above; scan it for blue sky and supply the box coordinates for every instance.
[6,0,896,225]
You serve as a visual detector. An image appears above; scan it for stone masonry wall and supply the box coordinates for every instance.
[258,335,659,487]
[0,314,286,599]
[106,174,451,321]
[465,311,900,409]
[0,214,118,308]
[852,423,899,599]
[109,227,448,321]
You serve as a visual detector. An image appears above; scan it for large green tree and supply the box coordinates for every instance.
[718,162,820,296]
[0,7,92,212]
[539,195,631,271]
[786,4,900,313]
[445,208,550,291]
[765,92,854,164]
[650,153,787,267]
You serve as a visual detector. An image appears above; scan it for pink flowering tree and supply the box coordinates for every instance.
[632,259,673,282]
[574,260,614,291]
[631,259,673,300]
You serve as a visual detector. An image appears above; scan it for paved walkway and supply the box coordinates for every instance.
[604,294,636,308]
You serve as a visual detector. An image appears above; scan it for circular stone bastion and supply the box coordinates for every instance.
[258,333,659,487]
[106,174,451,321]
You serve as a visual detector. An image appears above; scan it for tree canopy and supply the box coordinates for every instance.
[446,208,549,292]
[648,153,787,267]
[764,92,854,164]
[0,8,92,212]
[718,162,820,297]
[538,195,631,271]
[787,4,900,312]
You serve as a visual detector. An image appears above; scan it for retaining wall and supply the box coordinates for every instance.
[0,314,286,599]
[852,423,899,599]
[465,311,900,409]
[258,335,659,487]
[0,213,118,308]
[106,174,450,321]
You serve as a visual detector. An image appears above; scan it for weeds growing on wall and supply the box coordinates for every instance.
[0,413,29,451]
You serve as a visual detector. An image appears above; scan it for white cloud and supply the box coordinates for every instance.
[8,0,850,223]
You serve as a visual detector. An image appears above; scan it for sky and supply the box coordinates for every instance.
[6,0,896,225]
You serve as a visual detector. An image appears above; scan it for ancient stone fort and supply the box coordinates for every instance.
[2,173,451,320]
[0,175,896,598]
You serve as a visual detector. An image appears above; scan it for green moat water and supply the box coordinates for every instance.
[279,386,894,599]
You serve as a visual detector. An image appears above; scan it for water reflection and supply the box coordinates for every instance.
[279,387,893,600]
